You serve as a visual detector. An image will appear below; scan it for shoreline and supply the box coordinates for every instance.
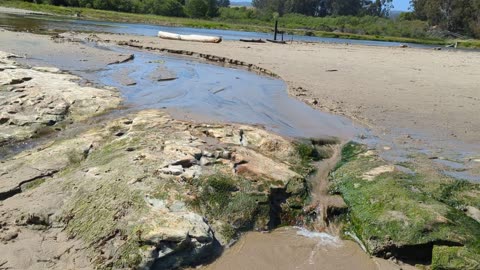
[79,32,480,163]
[0,28,478,268]
[2,1,480,49]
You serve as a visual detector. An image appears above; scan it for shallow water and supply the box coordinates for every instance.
[202,227,379,270]
[0,12,438,48]
[99,47,358,138]
[3,36,357,139]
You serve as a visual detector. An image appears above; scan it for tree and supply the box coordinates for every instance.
[159,0,186,16]
[411,0,480,36]
[184,0,208,17]
[206,0,219,16]
[218,0,230,8]
[255,0,393,17]
[362,0,393,17]
[184,0,217,17]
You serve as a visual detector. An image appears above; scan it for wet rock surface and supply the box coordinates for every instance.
[329,143,480,268]
[0,109,313,270]
[0,51,121,145]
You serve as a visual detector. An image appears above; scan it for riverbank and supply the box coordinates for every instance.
[2,0,480,48]
[68,32,480,164]
[0,29,479,269]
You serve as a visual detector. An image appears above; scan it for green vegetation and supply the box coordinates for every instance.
[63,182,144,245]
[330,142,480,268]
[410,0,480,39]
[432,246,480,270]
[190,174,270,231]
[253,0,393,17]
[22,178,46,190]
[290,141,323,174]
[2,0,480,47]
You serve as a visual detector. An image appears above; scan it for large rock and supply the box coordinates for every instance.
[0,51,121,144]
[330,143,480,269]
[0,110,312,270]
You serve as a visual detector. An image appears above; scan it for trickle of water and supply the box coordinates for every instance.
[295,226,341,246]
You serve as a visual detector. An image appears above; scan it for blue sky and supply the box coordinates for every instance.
[393,0,410,11]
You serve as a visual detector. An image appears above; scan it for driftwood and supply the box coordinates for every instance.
[239,39,265,43]
[266,39,287,44]
[158,31,222,43]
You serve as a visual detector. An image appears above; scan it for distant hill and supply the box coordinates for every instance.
[230,1,253,7]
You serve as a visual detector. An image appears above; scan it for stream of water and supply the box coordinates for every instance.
[0,13,416,270]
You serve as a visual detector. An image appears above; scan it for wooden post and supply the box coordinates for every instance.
[274,20,278,41]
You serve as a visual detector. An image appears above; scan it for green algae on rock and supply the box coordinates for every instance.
[0,110,318,269]
[330,142,480,269]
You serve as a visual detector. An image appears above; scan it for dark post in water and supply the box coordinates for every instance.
[274,20,278,41]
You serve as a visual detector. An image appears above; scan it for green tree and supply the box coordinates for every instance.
[184,0,208,17]
[159,0,186,16]
[411,0,480,37]
[218,0,230,7]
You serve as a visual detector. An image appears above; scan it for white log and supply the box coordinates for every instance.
[158,31,222,43]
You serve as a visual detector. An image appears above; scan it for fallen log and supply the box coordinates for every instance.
[158,31,222,43]
[239,39,265,43]
[266,39,287,44]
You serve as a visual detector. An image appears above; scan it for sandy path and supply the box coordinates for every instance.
[92,34,480,156]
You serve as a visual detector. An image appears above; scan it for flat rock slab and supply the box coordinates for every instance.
[0,109,312,270]
[0,51,121,144]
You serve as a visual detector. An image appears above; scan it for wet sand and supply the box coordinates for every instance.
[83,33,480,158]
[1,26,479,269]
[0,30,357,140]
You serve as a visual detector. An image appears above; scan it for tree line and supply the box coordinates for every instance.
[409,0,480,38]
[252,0,393,17]
[26,0,229,17]
[22,0,480,38]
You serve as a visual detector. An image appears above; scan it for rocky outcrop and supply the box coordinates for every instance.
[0,51,121,145]
[329,143,480,269]
[0,110,313,270]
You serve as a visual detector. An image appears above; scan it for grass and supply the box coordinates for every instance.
[190,174,268,230]
[2,0,480,48]
[290,141,321,174]
[22,178,46,190]
[432,246,480,270]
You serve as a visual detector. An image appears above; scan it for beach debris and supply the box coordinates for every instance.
[108,54,134,65]
[158,31,222,43]
[266,39,287,44]
[239,39,265,43]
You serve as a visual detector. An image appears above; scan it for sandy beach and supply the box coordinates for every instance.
[69,32,480,157]
[1,19,480,270]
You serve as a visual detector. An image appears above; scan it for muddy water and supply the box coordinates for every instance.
[204,227,377,270]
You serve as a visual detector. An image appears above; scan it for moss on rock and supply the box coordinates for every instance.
[431,246,480,270]
[331,142,480,268]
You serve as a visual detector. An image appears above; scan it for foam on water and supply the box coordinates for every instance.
[295,227,341,246]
